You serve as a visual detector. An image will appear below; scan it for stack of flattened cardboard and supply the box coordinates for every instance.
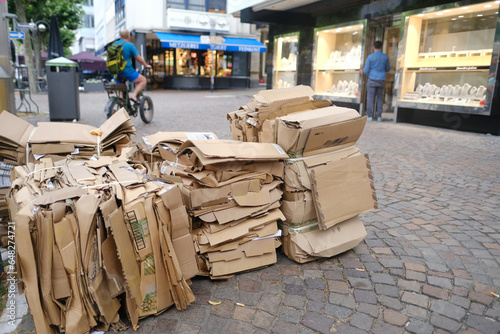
[0,108,136,165]
[0,111,35,164]
[142,131,218,167]
[0,161,13,245]
[159,139,288,279]
[8,156,196,334]
[228,86,378,263]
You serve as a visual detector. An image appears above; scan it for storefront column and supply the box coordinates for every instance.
[134,32,147,68]
[297,27,314,86]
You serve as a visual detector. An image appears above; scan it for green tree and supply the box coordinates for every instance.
[10,0,84,94]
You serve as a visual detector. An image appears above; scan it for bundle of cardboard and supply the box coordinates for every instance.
[0,109,136,165]
[8,156,197,334]
[156,139,288,279]
[0,161,13,246]
[228,85,377,263]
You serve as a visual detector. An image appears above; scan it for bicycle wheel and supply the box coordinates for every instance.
[104,97,122,119]
[139,96,154,123]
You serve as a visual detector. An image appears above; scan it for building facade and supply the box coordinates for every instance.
[238,0,500,135]
[94,0,266,89]
[71,0,96,54]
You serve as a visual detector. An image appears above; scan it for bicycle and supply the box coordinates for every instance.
[104,70,154,123]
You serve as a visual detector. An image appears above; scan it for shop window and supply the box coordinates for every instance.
[397,1,499,113]
[232,53,248,77]
[188,0,205,11]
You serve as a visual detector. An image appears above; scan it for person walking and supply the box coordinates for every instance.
[361,40,390,121]
[114,30,151,103]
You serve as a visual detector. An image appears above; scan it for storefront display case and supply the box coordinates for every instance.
[395,1,500,115]
[312,21,366,103]
[273,33,299,88]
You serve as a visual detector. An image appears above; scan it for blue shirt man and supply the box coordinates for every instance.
[362,41,390,121]
[114,30,151,102]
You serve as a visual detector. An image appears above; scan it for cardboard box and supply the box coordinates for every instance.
[276,106,366,158]
[281,190,317,227]
[283,147,378,229]
[282,215,367,263]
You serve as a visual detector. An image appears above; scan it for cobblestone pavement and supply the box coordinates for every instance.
[9,89,500,333]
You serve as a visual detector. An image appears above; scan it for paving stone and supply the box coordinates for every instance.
[323,270,344,280]
[305,278,326,290]
[430,300,466,321]
[271,319,300,334]
[354,289,377,304]
[233,305,256,322]
[324,304,353,320]
[371,273,396,285]
[469,302,486,315]
[238,279,261,292]
[305,289,327,302]
[344,268,369,278]
[430,313,461,332]
[370,321,406,334]
[422,284,449,300]
[374,283,399,298]
[405,262,426,272]
[256,294,281,313]
[378,295,404,311]
[450,295,471,310]
[347,277,373,290]
[349,312,374,331]
[427,276,453,290]
[305,300,325,313]
[328,280,350,294]
[176,323,201,334]
[285,284,306,296]
[281,265,302,276]
[384,308,409,326]
[251,310,275,329]
[378,258,404,268]
[406,305,428,320]
[405,318,435,334]
[154,318,178,333]
[226,320,258,334]
[210,300,234,317]
[283,294,306,310]
[406,270,427,282]
[300,311,335,334]
[397,279,421,292]
[332,323,369,334]
[180,304,208,323]
[401,291,430,309]
[357,302,380,318]
[278,306,302,324]
[468,291,494,306]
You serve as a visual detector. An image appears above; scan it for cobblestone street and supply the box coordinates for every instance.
[8,88,500,333]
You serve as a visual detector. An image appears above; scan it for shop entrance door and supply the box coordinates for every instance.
[361,17,400,116]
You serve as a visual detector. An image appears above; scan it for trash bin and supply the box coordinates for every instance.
[46,57,80,121]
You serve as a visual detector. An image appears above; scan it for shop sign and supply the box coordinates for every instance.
[167,8,231,33]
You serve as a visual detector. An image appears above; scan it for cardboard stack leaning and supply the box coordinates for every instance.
[4,110,197,334]
[228,85,378,263]
[153,137,288,279]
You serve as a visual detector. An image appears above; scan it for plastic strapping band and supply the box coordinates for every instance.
[285,145,356,162]
[97,135,101,158]
[81,180,138,190]
[26,165,63,177]
[285,221,319,234]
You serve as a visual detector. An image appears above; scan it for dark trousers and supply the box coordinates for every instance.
[366,79,385,118]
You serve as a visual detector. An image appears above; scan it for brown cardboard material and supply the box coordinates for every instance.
[178,140,289,166]
[276,106,366,157]
[280,190,317,226]
[306,149,378,230]
[206,237,281,277]
[282,215,367,263]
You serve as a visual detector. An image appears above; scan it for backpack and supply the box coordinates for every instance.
[106,40,126,75]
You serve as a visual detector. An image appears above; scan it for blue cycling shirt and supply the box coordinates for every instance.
[114,39,138,75]
[363,50,390,81]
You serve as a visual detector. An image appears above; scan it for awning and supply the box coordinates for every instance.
[155,32,266,53]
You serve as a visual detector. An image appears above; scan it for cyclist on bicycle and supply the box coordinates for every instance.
[114,30,151,103]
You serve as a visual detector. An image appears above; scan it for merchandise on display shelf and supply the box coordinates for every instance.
[313,22,365,103]
[396,1,499,114]
[273,33,299,88]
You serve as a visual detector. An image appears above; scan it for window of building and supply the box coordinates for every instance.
[83,15,94,28]
[167,0,186,9]
[115,0,125,24]
[87,0,94,6]
[208,0,226,13]
[188,0,205,11]
[167,0,225,12]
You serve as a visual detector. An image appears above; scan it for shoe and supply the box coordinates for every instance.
[367,117,373,122]
[130,96,139,104]
[377,117,382,122]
